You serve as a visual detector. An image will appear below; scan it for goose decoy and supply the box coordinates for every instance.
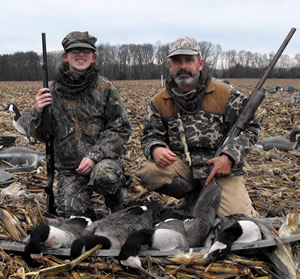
[204,215,262,265]
[0,146,46,173]
[222,80,231,85]
[275,96,300,105]
[118,203,218,270]
[286,85,299,93]
[70,205,153,260]
[255,128,300,152]
[2,103,37,145]
[264,86,283,94]
[23,216,92,266]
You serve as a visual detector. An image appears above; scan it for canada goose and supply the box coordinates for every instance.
[118,205,218,270]
[70,205,153,260]
[3,103,37,145]
[204,213,275,266]
[119,180,221,271]
[204,215,263,265]
[23,216,92,267]
[255,128,300,152]
[264,86,283,94]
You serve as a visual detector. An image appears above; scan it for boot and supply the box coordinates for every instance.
[104,189,124,213]
[156,176,194,199]
[180,187,201,214]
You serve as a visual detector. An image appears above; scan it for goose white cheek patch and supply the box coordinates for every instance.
[120,256,142,269]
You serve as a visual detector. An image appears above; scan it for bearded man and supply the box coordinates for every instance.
[137,36,260,218]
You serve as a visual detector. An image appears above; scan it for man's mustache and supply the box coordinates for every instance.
[176,69,193,77]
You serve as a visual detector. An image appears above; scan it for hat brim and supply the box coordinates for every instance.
[167,49,199,58]
[64,42,96,51]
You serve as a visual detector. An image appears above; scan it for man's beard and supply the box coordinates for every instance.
[171,68,200,90]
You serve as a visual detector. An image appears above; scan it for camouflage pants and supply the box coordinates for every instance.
[56,158,125,219]
[136,157,259,218]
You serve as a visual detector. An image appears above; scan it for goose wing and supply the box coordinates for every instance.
[85,206,153,248]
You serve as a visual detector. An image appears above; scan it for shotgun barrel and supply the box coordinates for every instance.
[41,33,56,215]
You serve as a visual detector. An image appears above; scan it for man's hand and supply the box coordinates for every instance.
[205,154,233,185]
[76,157,96,175]
[152,147,177,167]
[35,88,52,113]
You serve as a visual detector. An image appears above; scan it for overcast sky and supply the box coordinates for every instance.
[1,0,298,57]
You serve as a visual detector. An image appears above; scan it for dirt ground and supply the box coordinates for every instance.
[1,78,299,217]
[0,79,299,278]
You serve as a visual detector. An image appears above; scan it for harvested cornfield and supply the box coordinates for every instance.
[0,79,299,278]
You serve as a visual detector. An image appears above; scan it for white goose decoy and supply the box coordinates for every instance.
[3,103,37,144]
[23,216,92,267]
[255,128,300,152]
[70,205,153,260]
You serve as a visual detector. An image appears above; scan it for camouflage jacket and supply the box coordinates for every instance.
[141,73,260,179]
[28,66,131,171]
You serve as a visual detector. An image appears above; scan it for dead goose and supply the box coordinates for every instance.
[119,180,221,271]
[2,103,37,144]
[118,204,218,270]
[255,128,300,152]
[70,205,153,259]
[23,216,92,267]
[204,214,263,265]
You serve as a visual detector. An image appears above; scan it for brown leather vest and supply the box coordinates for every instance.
[152,78,232,117]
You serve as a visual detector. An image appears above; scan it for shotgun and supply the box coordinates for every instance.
[191,27,296,217]
[41,33,56,215]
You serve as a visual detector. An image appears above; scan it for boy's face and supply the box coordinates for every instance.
[63,48,96,72]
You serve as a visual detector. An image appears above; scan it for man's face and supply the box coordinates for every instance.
[168,55,204,91]
[63,48,97,72]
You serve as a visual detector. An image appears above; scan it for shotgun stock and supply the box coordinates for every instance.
[41,33,56,215]
[191,27,296,217]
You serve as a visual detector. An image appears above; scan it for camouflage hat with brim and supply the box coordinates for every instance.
[62,31,97,51]
[167,36,201,58]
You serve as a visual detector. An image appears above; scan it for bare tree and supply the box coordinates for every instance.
[294,53,300,66]
[0,41,298,80]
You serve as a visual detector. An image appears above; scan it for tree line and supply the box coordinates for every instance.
[0,41,300,81]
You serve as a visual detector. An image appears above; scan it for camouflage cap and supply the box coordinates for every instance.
[167,36,201,58]
[62,31,97,51]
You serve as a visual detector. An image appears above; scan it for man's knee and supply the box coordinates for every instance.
[156,176,194,199]
[92,159,125,195]
[56,188,96,220]
[136,159,193,191]
[217,176,259,217]
[56,171,95,219]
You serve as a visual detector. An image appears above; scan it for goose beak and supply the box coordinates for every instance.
[204,252,220,266]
